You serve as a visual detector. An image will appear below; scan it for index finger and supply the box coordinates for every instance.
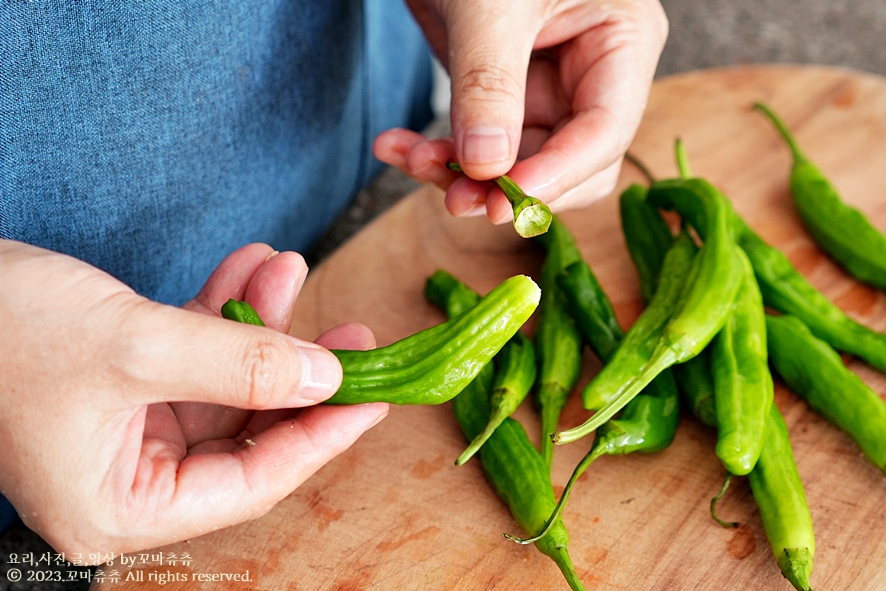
[506,3,667,205]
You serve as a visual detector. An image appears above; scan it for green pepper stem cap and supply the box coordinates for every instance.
[447,162,552,238]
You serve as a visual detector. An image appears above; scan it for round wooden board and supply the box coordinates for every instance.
[95,65,886,591]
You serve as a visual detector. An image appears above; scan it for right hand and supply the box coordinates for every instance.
[0,239,388,556]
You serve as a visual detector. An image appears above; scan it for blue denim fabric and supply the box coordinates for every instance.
[0,0,432,536]
[0,0,433,306]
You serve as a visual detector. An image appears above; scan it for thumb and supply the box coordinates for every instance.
[121,303,342,409]
[446,0,538,180]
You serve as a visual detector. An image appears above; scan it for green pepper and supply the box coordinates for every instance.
[734,214,886,374]
[618,183,674,303]
[533,216,585,466]
[556,260,624,363]
[447,162,552,238]
[755,102,886,290]
[553,177,743,444]
[425,270,537,465]
[747,404,816,591]
[571,230,694,413]
[506,219,679,545]
[221,299,266,327]
[673,138,774,474]
[766,314,886,474]
[452,377,586,591]
[428,277,585,591]
[222,275,540,406]
[710,247,774,475]
[618,182,719,428]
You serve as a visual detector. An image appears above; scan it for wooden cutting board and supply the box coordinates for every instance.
[95,65,886,591]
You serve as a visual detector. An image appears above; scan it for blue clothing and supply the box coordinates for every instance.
[0,0,433,305]
[0,0,432,536]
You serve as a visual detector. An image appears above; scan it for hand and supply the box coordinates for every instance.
[0,240,387,555]
[374,0,667,224]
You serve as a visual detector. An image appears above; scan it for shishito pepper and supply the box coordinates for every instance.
[619,181,718,427]
[734,214,886,374]
[424,270,537,465]
[748,404,816,591]
[447,162,552,238]
[427,272,585,591]
[506,206,681,545]
[710,247,773,476]
[533,217,585,467]
[755,102,886,290]
[766,313,886,474]
[220,274,539,405]
[553,177,743,445]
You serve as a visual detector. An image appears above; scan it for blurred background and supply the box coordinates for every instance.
[3,2,886,589]
[306,0,886,265]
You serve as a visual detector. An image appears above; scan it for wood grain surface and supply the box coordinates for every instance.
[94,65,886,591]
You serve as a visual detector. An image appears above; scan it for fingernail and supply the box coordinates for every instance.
[368,407,388,429]
[265,250,280,262]
[462,126,511,165]
[296,347,342,403]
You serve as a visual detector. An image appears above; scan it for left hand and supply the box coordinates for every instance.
[374,0,668,224]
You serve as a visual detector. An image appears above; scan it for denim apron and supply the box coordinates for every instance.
[0,0,433,531]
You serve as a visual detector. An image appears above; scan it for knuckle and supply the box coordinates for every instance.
[454,63,523,103]
[237,337,290,409]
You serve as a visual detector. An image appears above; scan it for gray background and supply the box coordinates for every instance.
[4,2,886,589]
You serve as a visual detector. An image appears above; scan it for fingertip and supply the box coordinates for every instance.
[358,402,390,432]
[244,251,309,332]
[314,322,376,351]
[404,139,460,188]
[187,243,277,315]
[444,176,491,217]
[486,191,514,225]
[373,128,424,168]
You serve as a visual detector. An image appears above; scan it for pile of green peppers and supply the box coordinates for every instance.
[220,102,886,591]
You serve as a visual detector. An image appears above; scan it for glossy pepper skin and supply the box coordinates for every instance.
[735,214,886,374]
[330,275,539,405]
[755,102,886,290]
[452,378,586,591]
[618,183,674,304]
[766,314,886,474]
[533,216,585,466]
[222,275,539,406]
[553,227,705,445]
[556,260,623,363]
[710,247,774,476]
[553,177,744,445]
[424,270,537,466]
[618,186,718,427]
[221,299,266,326]
[747,404,816,591]
[508,220,679,545]
[431,274,586,591]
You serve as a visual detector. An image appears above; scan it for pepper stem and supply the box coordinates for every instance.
[675,138,692,179]
[455,399,510,466]
[624,151,657,184]
[753,103,807,164]
[539,382,568,467]
[504,443,606,545]
[710,473,740,528]
[551,346,678,445]
[447,162,552,238]
[547,547,587,591]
